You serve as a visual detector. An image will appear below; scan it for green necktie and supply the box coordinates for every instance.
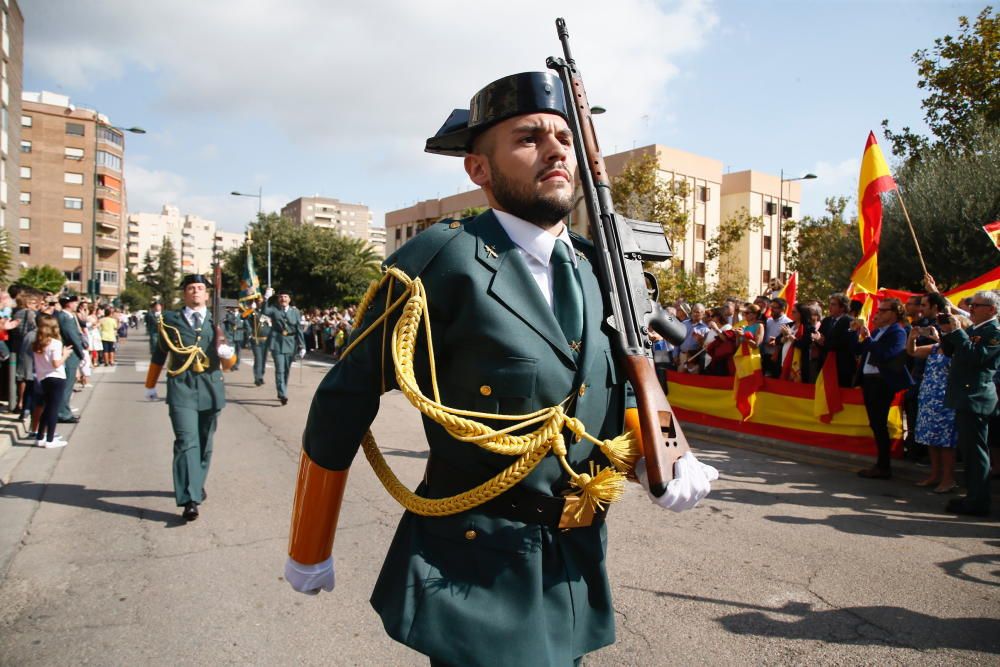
[550,240,584,355]
[192,312,202,330]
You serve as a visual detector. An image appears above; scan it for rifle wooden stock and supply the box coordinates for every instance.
[624,356,688,495]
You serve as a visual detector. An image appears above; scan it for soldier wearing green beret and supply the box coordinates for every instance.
[283,72,717,666]
[144,274,236,521]
[939,290,1000,517]
[262,289,305,406]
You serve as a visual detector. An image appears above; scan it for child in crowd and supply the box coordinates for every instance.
[32,314,72,448]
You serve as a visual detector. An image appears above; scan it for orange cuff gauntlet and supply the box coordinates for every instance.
[145,363,163,389]
[288,450,349,565]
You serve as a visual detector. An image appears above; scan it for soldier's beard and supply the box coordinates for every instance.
[490,160,574,228]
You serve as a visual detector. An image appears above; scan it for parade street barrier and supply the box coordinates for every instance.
[666,370,904,457]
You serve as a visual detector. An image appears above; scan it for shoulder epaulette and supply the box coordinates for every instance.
[382,216,471,278]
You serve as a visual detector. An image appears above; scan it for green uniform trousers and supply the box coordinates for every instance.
[272,352,293,399]
[956,411,992,513]
[170,406,218,506]
[56,354,81,421]
[148,334,160,359]
[252,342,268,384]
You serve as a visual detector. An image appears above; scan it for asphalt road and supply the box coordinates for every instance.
[0,332,997,666]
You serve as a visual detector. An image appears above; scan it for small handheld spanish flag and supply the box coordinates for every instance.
[982,221,1000,251]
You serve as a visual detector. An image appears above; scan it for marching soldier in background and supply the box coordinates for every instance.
[223,306,246,371]
[144,274,236,521]
[263,288,305,405]
[246,299,270,387]
[144,301,164,358]
[55,295,86,424]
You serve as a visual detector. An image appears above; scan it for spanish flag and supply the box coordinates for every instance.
[982,221,1000,251]
[943,265,1000,304]
[777,271,797,309]
[847,132,897,322]
[813,353,844,423]
[733,339,764,421]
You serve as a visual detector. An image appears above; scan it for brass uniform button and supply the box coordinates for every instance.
[464,529,477,540]
[578,384,587,397]
[479,385,492,396]
[449,221,461,229]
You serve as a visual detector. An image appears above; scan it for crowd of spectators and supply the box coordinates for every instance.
[299,306,357,359]
[1,285,134,447]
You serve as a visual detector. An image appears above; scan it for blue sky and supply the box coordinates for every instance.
[22,0,983,233]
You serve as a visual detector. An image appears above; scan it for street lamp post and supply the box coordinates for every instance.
[91,115,145,303]
[776,170,817,278]
[230,187,265,285]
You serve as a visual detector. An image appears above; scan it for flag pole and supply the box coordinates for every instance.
[893,189,928,276]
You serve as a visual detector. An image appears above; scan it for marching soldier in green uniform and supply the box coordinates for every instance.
[246,299,270,387]
[940,290,1000,517]
[284,72,717,665]
[55,295,86,424]
[144,301,164,358]
[144,274,235,521]
[223,307,246,371]
[263,289,305,405]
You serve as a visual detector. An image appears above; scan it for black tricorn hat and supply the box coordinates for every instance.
[180,274,211,289]
[425,72,568,157]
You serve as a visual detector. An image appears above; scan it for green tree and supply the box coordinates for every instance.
[788,197,860,303]
[0,228,12,285]
[119,268,154,311]
[883,6,999,160]
[878,122,1000,291]
[610,153,690,249]
[459,206,487,219]
[223,214,381,308]
[18,265,67,293]
[153,237,179,306]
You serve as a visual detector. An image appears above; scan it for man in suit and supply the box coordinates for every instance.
[939,290,1000,517]
[853,297,913,479]
[263,290,305,405]
[144,301,163,358]
[143,275,235,521]
[55,295,86,424]
[815,293,857,387]
[282,71,717,666]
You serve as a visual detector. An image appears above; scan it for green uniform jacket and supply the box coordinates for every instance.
[264,305,305,354]
[56,310,86,359]
[151,309,227,412]
[941,318,1000,414]
[245,310,269,344]
[144,311,161,332]
[303,211,625,665]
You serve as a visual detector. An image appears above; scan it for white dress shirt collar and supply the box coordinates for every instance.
[493,209,576,268]
[183,306,208,327]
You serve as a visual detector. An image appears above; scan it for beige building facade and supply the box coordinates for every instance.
[281,196,373,244]
[20,91,129,299]
[2,0,23,254]
[128,205,224,276]
[367,224,386,258]
[384,144,805,299]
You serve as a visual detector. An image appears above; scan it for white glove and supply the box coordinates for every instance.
[144,387,158,401]
[636,451,719,512]
[264,287,274,300]
[298,349,306,359]
[217,344,235,360]
[284,556,335,595]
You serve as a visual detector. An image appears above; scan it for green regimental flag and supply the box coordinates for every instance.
[238,234,261,309]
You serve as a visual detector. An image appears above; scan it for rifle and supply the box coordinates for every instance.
[212,262,227,364]
[547,18,690,496]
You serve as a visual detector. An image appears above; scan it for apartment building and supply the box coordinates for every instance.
[367,224,386,258]
[214,229,244,258]
[383,144,805,298]
[20,91,130,299]
[2,0,23,253]
[128,205,222,276]
[281,195,372,243]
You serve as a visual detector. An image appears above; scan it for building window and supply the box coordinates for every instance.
[781,205,793,220]
[18,243,29,255]
[19,192,30,204]
[64,196,84,209]
[96,150,122,171]
[63,246,82,260]
[695,223,706,241]
[697,185,710,202]
[98,270,119,285]
[395,228,401,240]
[20,115,32,127]
[97,126,123,146]
[18,217,29,230]
[64,270,82,283]
[762,234,772,251]
[65,147,84,160]
[63,221,82,234]
[19,140,30,153]
[64,172,84,185]
[764,201,778,216]
[66,122,86,136]
[19,166,30,179]
[695,262,706,278]
[762,269,771,284]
